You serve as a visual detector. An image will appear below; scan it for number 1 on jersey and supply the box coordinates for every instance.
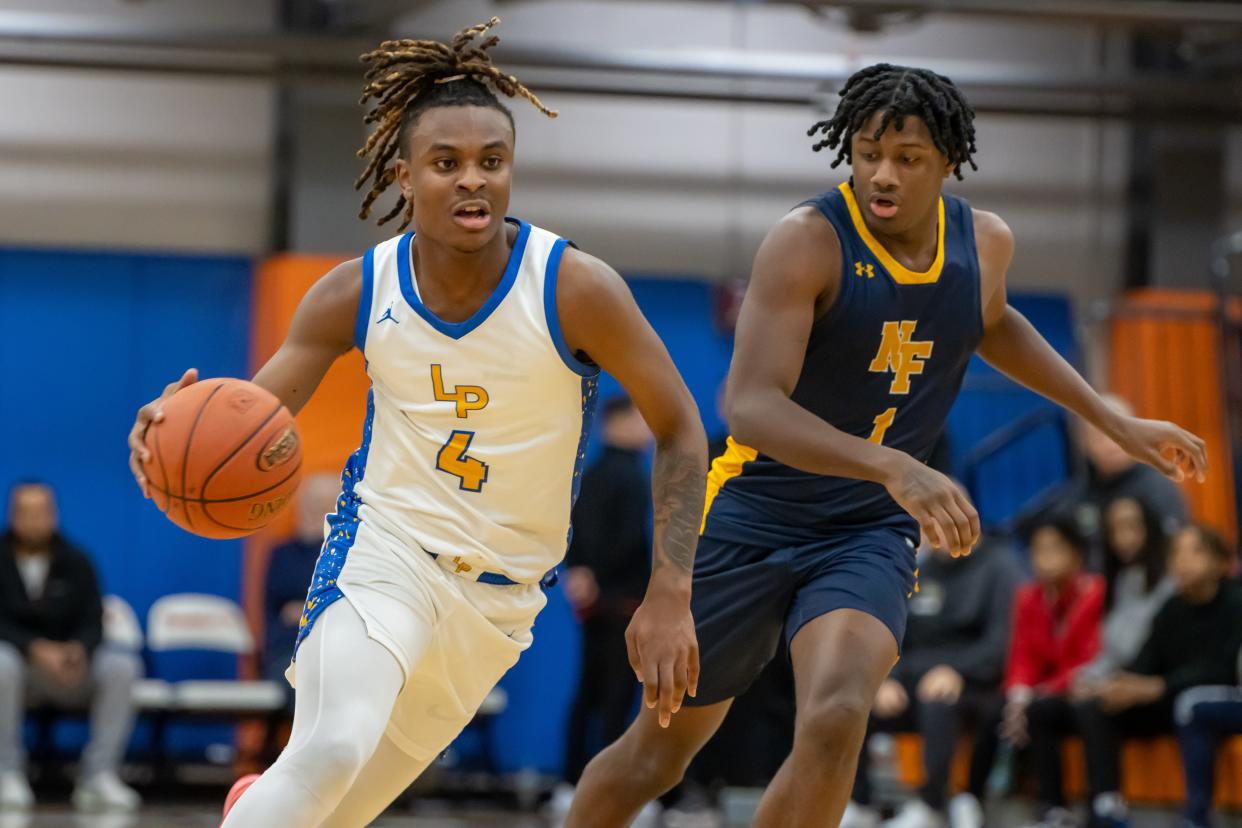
[437,430,489,492]
[868,407,897,445]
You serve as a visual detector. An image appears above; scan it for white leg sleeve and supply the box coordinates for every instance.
[222,599,405,828]
[318,734,434,828]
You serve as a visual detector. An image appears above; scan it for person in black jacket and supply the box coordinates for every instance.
[0,482,141,812]
[557,396,654,799]
[846,532,1020,828]
[1072,523,1242,828]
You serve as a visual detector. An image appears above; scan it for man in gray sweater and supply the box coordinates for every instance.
[845,533,1021,828]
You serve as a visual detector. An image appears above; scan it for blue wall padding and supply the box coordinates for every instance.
[0,248,252,757]
[0,248,252,621]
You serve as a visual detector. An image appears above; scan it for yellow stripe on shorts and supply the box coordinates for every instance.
[700,436,759,534]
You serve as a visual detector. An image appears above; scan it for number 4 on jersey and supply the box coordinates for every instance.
[437,430,489,492]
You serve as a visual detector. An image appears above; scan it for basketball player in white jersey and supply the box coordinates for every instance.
[126,20,705,827]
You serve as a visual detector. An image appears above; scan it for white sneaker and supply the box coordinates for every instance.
[949,794,984,828]
[632,800,664,828]
[883,799,946,828]
[0,773,32,811]
[72,772,140,813]
[842,801,882,828]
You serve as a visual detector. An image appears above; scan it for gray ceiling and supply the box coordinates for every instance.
[1,0,1240,121]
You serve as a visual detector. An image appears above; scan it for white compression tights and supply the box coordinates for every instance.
[222,599,433,828]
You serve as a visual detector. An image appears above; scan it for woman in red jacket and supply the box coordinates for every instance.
[1001,516,1105,828]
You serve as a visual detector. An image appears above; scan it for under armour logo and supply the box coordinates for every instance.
[377,305,399,325]
[869,320,934,395]
[855,261,875,279]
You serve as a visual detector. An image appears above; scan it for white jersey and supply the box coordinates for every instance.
[344,218,599,584]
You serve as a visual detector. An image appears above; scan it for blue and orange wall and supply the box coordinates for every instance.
[2,246,1236,771]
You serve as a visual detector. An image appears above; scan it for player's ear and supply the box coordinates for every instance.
[943,156,955,179]
[395,157,415,199]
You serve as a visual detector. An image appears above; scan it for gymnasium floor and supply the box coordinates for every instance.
[7,801,1193,828]
[4,807,546,827]
[8,803,1190,828]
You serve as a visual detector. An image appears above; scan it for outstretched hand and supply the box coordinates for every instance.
[625,588,699,728]
[1111,415,1207,483]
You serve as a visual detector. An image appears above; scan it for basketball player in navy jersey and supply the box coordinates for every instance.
[569,64,1208,828]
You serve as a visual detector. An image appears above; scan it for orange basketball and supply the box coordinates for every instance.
[141,378,302,539]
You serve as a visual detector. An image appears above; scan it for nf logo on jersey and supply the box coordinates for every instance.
[854,261,875,279]
[869,320,934,394]
[431,364,489,418]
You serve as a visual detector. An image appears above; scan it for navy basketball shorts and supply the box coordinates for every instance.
[686,525,918,706]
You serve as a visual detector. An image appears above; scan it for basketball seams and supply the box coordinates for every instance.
[197,458,304,533]
[145,459,303,505]
[180,381,228,532]
[198,399,284,499]
[199,472,303,529]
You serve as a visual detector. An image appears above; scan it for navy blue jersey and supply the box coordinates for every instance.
[702,181,984,547]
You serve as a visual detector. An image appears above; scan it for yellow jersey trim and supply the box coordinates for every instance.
[838,182,945,285]
[701,437,759,534]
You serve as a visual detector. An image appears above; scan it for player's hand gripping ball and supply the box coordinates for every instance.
[140,379,303,539]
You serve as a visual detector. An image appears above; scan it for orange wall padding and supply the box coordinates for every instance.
[241,253,369,670]
[896,733,1242,806]
[1109,289,1239,545]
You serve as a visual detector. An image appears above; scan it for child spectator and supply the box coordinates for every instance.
[1073,496,1174,691]
[1000,516,1103,828]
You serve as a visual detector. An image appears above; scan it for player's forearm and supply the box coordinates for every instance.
[251,342,341,417]
[646,425,707,597]
[977,305,1121,435]
[730,388,907,485]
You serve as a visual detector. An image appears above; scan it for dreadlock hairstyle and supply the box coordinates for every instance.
[355,17,556,230]
[807,63,978,180]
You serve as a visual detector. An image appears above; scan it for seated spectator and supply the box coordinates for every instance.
[1175,666,1242,828]
[1018,394,1187,567]
[998,517,1103,828]
[1076,524,1242,828]
[1073,496,1174,691]
[845,531,1020,828]
[0,481,141,812]
[1026,495,1171,828]
[263,473,342,687]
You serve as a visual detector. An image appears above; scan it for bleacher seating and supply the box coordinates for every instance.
[102,594,173,712]
[894,733,1242,807]
[145,594,285,718]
